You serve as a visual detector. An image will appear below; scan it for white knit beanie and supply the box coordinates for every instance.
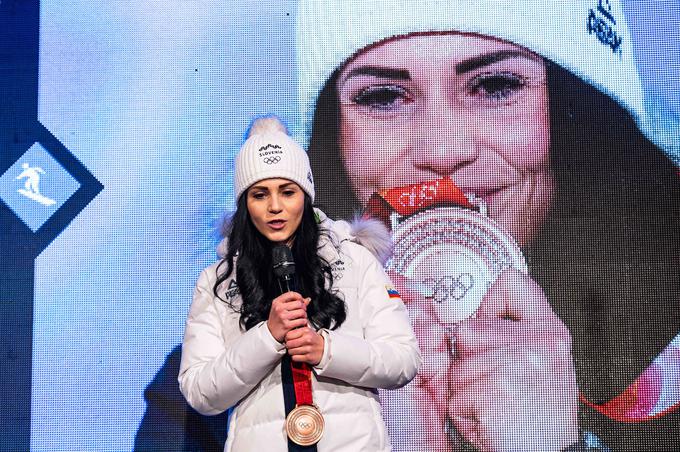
[296,0,679,164]
[234,116,315,201]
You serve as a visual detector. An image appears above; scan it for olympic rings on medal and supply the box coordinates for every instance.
[424,274,475,304]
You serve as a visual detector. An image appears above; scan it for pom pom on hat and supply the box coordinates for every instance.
[248,115,289,137]
[234,116,315,202]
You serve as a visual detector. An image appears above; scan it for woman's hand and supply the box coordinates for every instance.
[447,269,579,452]
[266,292,308,343]
[285,326,325,366]
[385,270,579,452]
[381,272,458,451]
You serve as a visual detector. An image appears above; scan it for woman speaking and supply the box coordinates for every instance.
[178,116,421,451]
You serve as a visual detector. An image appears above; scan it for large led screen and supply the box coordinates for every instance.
[1,1,679,451]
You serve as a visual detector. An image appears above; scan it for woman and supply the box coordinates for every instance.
[296,1,680,451]
[178,116,421,451]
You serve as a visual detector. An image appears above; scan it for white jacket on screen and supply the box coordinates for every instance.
[178,212,421,451]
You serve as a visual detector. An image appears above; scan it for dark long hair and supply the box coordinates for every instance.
[530,61,680,451]
[214,192,346,331]
[308,69,361,220]
[529,61,680,400]
[306,58,680,449]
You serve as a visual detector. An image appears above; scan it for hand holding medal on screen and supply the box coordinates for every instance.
[367,178,579,451]
[446,269,579,451]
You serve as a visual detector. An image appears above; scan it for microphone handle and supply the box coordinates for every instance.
[278,274,296,294]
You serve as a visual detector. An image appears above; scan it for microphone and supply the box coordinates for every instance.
[272,245,296,294]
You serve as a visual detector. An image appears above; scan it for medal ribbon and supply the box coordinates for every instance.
[364,177,472,228]
[291,361,314,406]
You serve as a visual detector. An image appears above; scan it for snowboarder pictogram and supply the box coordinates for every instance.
[16,162,56,206]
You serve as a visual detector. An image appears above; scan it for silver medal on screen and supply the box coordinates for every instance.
[386,202,528,325]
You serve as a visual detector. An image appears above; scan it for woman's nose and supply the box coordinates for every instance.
[268,194,282,212]
[412,106,479,177]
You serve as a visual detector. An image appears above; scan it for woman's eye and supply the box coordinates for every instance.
[282,190,296,196]
[467,72,526,102]
[352,85,411,111]
[251,192,265,199]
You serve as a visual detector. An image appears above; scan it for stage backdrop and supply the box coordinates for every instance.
[1,1,678,451]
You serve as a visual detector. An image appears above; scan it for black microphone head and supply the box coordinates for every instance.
[272,244,296,278]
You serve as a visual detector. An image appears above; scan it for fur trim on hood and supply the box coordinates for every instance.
[315,209,393,265]
[215,209,393,265]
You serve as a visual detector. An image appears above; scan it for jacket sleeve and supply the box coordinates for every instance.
[178,267,286,415]
[314,245,421,389]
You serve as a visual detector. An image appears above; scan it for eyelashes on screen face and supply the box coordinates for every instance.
[351,84,413,112]
[466,72,528,104]
[348,72,535,113]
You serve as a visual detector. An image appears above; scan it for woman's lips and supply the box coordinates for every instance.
[268,219,286,230]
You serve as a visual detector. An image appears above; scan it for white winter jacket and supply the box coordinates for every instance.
[178,212,421,451]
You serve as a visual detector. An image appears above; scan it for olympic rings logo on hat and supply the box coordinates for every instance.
[262,156,281,164]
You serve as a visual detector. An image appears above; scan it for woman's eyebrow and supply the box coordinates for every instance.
[342,66,410,81]
[455,50,540,74]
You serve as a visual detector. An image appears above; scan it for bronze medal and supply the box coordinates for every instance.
[285,404,324,446]
[387,207,528,325]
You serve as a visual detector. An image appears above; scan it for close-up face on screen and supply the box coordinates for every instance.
[2,1,679,451]
[336,33,553,247]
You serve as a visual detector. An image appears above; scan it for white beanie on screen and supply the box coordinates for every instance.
[296,0,679,164]
[234,116,315,202]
